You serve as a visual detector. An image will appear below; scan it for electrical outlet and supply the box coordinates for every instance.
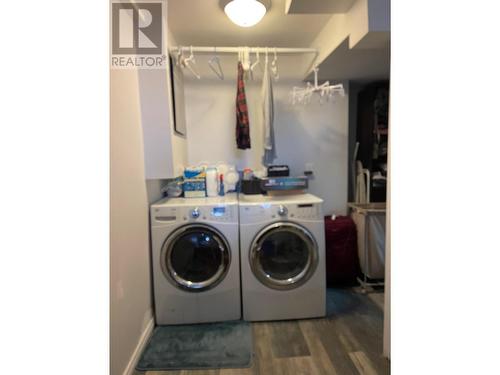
[304,162,314,178]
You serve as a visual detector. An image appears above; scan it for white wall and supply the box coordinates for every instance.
[184,79,349,215]
[383,96,391,359]
[110,68,154,375]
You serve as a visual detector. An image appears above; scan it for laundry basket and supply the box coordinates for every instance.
[349,203,386,280]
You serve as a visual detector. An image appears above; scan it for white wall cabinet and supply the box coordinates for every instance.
[139,3,187,180]
[138,67,187,179]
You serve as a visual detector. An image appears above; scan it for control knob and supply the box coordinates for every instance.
[191,208,200,219]
[277,205,288,216]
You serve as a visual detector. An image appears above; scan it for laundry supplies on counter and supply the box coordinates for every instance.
[218,174,225,196]
[205,167,218,197]
[260,176,308,193]
[236,62,251,149]
[224,166,240,193]
[183,167,206,198]
[267,165,289,177]
[183,179,206,198]
[183,167,205,179]
[164,178,183,198]
[241,178,264,195]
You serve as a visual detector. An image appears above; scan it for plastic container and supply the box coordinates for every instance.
[206,167,218,197]
[267,165,290,177]
[218,174,225,196]
[165,179,183,197]
[225,166,239,193]
[241,178,263,195]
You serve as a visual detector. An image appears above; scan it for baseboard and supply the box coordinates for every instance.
[122,317,155,375]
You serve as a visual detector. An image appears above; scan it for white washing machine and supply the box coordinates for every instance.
[150,195,241,325]
[239,193,326,321]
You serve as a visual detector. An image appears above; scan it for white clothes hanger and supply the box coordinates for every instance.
[183,46,201,79]
[183,46,196,65]
[249,49,261,80]
[251,50,261,71]
[290,65,344,105]
[271,47,279,81]
[176,46,185,67]
[208,47,224,80]
[242,47,251,71]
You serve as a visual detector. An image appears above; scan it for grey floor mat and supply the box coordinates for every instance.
[136,320,252,371]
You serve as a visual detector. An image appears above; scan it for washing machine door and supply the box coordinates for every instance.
[250,222,319,290]
[161,224,231,292]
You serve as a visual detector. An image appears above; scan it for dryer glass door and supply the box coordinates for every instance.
[250,222,318,290]
[161,224,231,292]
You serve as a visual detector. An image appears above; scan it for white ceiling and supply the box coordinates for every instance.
[168,0,390,82]
[312,38,390,82]
[286,0,356,14]
[168,0,332,47]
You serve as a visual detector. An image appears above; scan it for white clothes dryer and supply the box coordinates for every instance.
[239,194,326,321]
[150,195,241,325]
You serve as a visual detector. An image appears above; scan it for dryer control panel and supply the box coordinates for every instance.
[293,203,322,220]
[240,202,322,224]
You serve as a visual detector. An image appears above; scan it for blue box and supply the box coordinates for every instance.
[183,178,206,198]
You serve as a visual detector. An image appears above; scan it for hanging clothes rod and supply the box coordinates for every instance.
[170,46,320,78]
[170,46,318,55]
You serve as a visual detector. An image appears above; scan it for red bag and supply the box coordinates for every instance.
[324,216,360,286]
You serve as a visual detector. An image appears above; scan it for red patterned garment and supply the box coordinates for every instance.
[236,62,251,149]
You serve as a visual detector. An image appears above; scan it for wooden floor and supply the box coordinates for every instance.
[135,288,390,375]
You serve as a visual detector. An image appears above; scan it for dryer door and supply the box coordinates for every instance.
[250,222,319,290]
[161,224,231,292]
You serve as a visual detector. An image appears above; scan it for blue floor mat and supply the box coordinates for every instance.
[136,320,252,371]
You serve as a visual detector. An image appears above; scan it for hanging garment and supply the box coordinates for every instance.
[236,62,251,149]
[261,60,276,165]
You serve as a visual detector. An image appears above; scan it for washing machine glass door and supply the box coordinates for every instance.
[250,222,318,290]
[161,224,231,292]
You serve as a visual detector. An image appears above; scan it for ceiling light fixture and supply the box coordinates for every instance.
[224,0,267,28]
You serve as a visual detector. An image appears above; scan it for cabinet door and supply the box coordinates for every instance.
[139,68,176,179]
[170,56,187,137]
[139,1,187,179]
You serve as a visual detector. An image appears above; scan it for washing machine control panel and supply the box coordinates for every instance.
[184,205,235,222]
[207,205,236,222]
[152,205,237,224]
[152,207,179,223]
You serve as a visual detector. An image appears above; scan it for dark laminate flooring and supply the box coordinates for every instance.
[134,288,390,375]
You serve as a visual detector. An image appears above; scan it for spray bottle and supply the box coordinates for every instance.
[218,174,225,196]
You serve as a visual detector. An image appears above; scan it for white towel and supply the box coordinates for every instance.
[261,60,276,165]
